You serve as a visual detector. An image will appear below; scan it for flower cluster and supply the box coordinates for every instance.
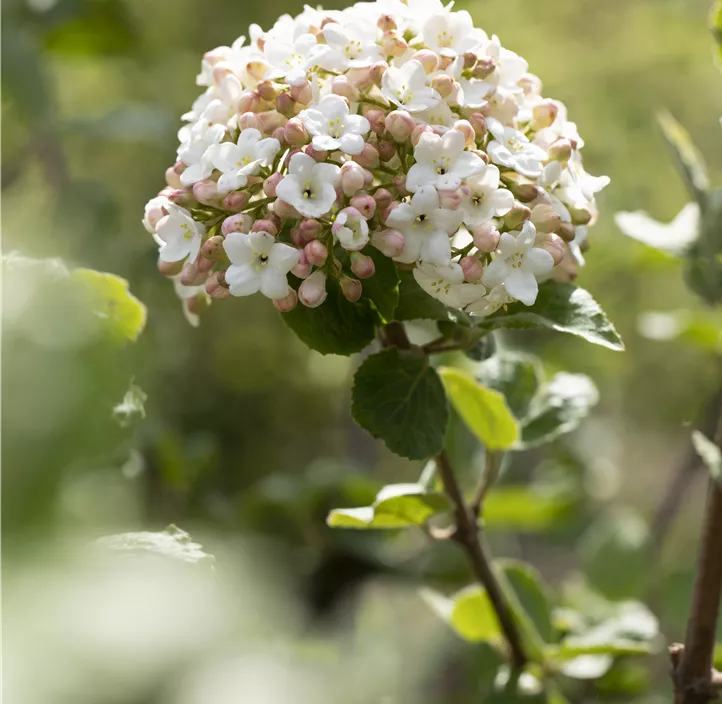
[142,0,608,324]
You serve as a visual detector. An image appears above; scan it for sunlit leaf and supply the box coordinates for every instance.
[614,203,699,256]
[450,585,502,642]
[477,352,543,420]
[483,486,576,532]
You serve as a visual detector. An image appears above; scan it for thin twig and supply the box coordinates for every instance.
[470,451,504,518]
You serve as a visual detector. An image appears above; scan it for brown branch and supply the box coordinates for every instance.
[672,409,722,704]
[470,450,503,518]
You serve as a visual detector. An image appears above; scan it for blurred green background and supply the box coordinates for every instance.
[3,0,722,702]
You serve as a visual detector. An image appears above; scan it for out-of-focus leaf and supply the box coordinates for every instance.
[95,525,214,566]
[327,483,450,529]
[477,352,543,420]
[352,347,448,459]
[112,383,147,428]
[44,0,139,56]
[692,430,722,485]
[483,486,576,532]
[478,283,624,351]
[712,0,722,65]
[394,270,470,325]
[593,661,651,697]
[657,110,709,203]
[361,246,399,322]
[519,373,599,449]
[614,203,699,256]
[499,559,554,644]
[61,105,175,143]
[1,28,51,122]
[439,367,519,451]
[559,655,613,680]
[450,585,502,642]
[686,188,722,305]
[637,309,722,350]
[282,277,377,355]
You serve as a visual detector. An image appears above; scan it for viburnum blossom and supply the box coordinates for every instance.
[142,0,608,323]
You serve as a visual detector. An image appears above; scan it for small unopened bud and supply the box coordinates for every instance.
[504,173,538,202]
[238,90,261,114]
[365,108,386,135]
[462,51,477,69]
[167,188,194,207]
[380,201,400,225]
[519,73,543,96]
[569,205,593,226]
[290,81,312,105]
[374,188,393,211]
[304,239,328,267]
[453,120,475,148]
[371,228,405,257]
[340,275,363,302]
[206,272,231,299]
[193,180,221,207]
[256,81,277,103]
[251,218,279,237]
[547,138,573,162]
[369,62,387,87]
[537,232,566,266]
[386,110,415,143]
[431,74,455,99]
[257,111,286,135]
[377,13,397,31]
[353,143,379,169]
[504,203,532,230]
[377,140,396,162]
[473,57,496,79]
[222,213,253,235]
[438,189,462,210]
[346,67,373,91]
[381,30,407,57]
[263,172,283,198]
[468,113,487,141]
[272,126,288,147]
[557,221,576,242]
[291,249,312,278]
[185,292,211,316]
[350,252,375,278]
[331,75,360,101]
[460,255,484,281]
[195,254,215,274]
[411,124,434,147]
[299,218,321,242]
[411,49,439,74]
[201,234,226,261]
[245,60,267,82]
[223,190,250,212]
[298,270,328,308]
[284,117,309,146]
[472,222,501,253]
[273,288,298,312]
[158,259,184,277]
[276,91,297,118]
[273,199,301,219]
[344,194,372,221]
[165,166,183,189]
[180,261,206,286]
[530,204,562,234]
[305,145,328,162]
[340,161,365,197]
[238,111,261,131]
[531,101,558,130]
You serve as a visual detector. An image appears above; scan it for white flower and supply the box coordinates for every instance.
[264,33,318,85]
[314,20,382,71]
[386,186,462,265]
[461,165,515,226]
[299,94,370,155]
[415,101,457,130]
[381,60,441,113]
[486,117,547,178]
[414,262,486,308]
[466,283,515,317]
[419,10,487,57]
[143,195,170,233]
[476,35,528,98]
[156,205,206,263]
[615,203,699,256]
[223,231,300,299]
[333,207,369,251]
[481,221,554,306]
[178,122,226,186]
[407,129,485,192]
[172,276,206,327]
[275,152,341,218]
[210,129,281,194]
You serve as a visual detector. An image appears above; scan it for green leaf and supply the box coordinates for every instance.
[112,382,147,428]
[1,29,51,123]
[519,373,599,449]
[282,277,377,355]
[394,270,470,325]
[552,640,652,659]
[692,430,722,485]
[483,486,576,532]
[361,246,400,322]
[95,525,214,566]
[478,283,624,351]
[499,559,554,644]
[439,367,519,451]
[327,483,451,528]
[71,269,147,343]
[685,188,722,305]
[477,352,543,420]
[712,0,722,65]
[559,655,613,680]
[450,585,502,642]
[657,110,709,204]
[352,347,449,459]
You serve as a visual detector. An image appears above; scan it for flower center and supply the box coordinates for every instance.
[437,29,455,48]
[431,278,451,294]
[510,252,523,268]
[253,252,270,272]
[302,181,316,200]
[181,223,194,240]
[328,117,344,139]
[344,39,362,58]
[236,154,253,167]
[472,193,485,206]
[434,156,452,175]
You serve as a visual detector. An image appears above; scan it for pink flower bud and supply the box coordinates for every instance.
[206,272,231,299]
[255,81,277,103]
[411,124,434,147]
[386,110,415,143]
[364,108,386,135]
[460,256,484,281]
[185,292,211,316]
[537,233,566,266]
[374,188,393,211]
[273,199,301,219]
[193,180,221,207]
[557,221,576,242]
[353,143,379,169]
[453,120,475,147]
[431,74,455,99]
[519,73,543,95]
[369,61,388,86]
[223,190,250,212]
[272,126,288,148]
[381,30,407,57]
[462,52,477,69]
[201,234,226,261]
[289,225,304,247]
[531,204,562,234]
[505,173,538,203]
[548,138,572,162]
[305,144,328,162]
[222,213,253,235]
[331,75,360,101]
[299,218,321,242]
[304,239,328,267]
[346,66,373,91]
[468,113,487,141]
[363,169,374,187]
[473,57,496,79]
[257,111,286,135]
[504,204,531,230]
[377,14,397,31]
[245,60,267,82]
[438,55,454,70]
[438,189,461,210]
[531,101,558,130]
[263,172,283,198]
[158,259,184,277]
[472,222,501,253]
[377,140,396,162]
[291,249,312,278]
[341,161,366,196]
[569,205,593,226]
[195,254,215,274]
[238,111,261,131]
[273,288,298,312]
[392,174,409,197]
[290,81,312,105]
[350,251,375,279]
[380,201,400,225]
[298,270,328,308]
[411,49,439,74]
[340,275,363,302]
[165,166,183,189]
[238,90,261,113]
[371,228,405,257]
[180,261,206,286]
[276,91,297,118]
[167,188,194,207]
[350,193,376,219]
[284,117,309,146]
[173,161,187,176]
[251,219,279,237]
